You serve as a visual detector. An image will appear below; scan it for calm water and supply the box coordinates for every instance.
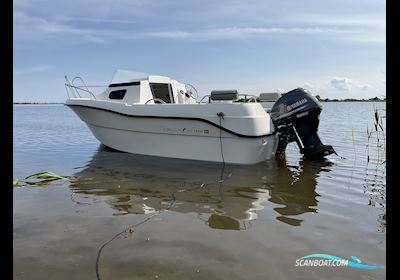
[13,103,386,280]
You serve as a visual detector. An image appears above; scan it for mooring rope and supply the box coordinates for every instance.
[95,112,230,279]
[95,182,209,280]
[217,112,225,165]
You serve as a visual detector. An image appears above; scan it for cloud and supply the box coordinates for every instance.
[14,65,52,75]
[142,31,191,38]
[13,11,105,42]
[289,14,385,28]
[330,77,370,91]
[140,26,361,41]
[13,0,34,8]
[12,10,354,40]
[286,13,385,45]
[299,82,316,92]
[13,11,366,44]
[13,4,385,44]
[330,77,352,91]
[200,26,341,38]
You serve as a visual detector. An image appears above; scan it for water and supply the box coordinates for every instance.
[13,103,386,279]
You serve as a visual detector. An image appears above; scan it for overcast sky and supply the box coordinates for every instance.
[13,0,385,102]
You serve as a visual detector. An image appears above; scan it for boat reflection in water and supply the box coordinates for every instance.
[70,145,333,229]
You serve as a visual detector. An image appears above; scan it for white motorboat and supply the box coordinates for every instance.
[65,70,335,164]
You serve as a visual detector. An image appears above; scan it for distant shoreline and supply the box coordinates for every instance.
[13,102,64,105]
[320,100,385,102]
[314,96,385,102]
[13,100,386,105]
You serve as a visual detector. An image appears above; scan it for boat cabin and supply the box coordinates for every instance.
[65,70,282,108]
[66,70,197,105]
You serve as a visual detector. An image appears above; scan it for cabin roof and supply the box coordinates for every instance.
[110,69,171,84]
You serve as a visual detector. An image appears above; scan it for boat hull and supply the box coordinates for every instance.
[67,103,279,164]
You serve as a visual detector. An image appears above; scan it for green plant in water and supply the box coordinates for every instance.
[363,104,386,232]
[13,172,70,187]
[365,105,386,164]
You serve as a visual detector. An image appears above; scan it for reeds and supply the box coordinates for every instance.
[364,104,386,232]
[366,105,386,164]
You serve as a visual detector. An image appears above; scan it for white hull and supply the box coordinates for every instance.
[64,70,334,163]
[67,103,278,164]
[88,123,278,164]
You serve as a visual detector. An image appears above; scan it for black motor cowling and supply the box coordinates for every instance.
[271,88,335,160]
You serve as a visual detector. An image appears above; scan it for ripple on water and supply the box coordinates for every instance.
[13,103,386,279]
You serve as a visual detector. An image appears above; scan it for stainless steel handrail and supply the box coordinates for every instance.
[65,84,97,100]
[198,94,257,104]
[72,76,90,93]
[239,94,258,102]
[65,84,76,99]
[65,75,104,100]
[145,98,167,104]
[242,95,257,103]
[198,95,211,103]
[65,76,78,98]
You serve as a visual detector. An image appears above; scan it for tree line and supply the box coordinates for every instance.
[315,95,386,102]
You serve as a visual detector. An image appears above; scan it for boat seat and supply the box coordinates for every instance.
[210,90,239,101]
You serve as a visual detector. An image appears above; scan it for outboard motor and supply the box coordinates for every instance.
[271,88,336,160]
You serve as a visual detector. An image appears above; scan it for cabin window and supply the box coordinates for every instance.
[150,83,174,103]
[109,89,127,100]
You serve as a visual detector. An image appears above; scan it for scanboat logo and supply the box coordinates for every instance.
[287,98,307,111]
[163,127,210,134]
[295,254,384,269]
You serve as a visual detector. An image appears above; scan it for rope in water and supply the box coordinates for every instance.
[96,112,228,279]
[95,183,208,280]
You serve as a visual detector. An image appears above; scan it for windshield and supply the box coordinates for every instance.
[109,69,150,84]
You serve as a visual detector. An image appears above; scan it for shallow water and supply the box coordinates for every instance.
[13,102,386,279]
